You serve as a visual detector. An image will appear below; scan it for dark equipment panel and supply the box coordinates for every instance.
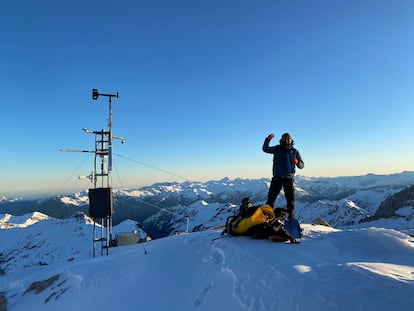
[88,187,113,218]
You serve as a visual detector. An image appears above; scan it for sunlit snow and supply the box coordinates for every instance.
[1,213,413,311]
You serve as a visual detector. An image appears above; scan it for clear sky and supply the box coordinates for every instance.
[1,0,414,197]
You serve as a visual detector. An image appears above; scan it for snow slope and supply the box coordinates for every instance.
[1,214,413,311]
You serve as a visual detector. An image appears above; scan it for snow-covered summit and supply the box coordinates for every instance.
[1,219,413,311]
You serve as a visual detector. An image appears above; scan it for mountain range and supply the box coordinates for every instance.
[2,172,414,239]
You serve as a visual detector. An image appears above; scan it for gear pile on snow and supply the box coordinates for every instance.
[221,198,300,243]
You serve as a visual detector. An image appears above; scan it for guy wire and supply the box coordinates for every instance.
[112,155,182,216]
[114,153,190,182]
[57,153,92,194]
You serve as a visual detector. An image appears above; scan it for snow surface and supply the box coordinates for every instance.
[1,213,414,311]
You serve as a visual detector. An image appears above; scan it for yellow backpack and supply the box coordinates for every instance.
[229,204,275,235]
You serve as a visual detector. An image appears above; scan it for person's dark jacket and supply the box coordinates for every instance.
[262,138,304,178]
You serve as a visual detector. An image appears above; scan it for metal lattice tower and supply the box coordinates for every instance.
[61,88,125,257]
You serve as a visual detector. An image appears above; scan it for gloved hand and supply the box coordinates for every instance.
[292,158,299,165]
[267,134,275,140]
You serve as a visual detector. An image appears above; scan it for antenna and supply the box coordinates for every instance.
[61,88,125,257]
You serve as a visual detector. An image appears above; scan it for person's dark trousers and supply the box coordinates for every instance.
[266,176,295,219]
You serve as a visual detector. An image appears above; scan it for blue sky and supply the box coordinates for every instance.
[1,0,414,197]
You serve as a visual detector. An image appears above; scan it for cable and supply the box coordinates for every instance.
[110,157,180,216]
[57,153,92,194]
[114,153,190,182]
[130,196,179,216]
[111,159,125,189]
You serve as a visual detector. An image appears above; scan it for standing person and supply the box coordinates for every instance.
[262,132,304,219]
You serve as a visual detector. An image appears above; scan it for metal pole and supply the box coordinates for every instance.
[101,218,104,256]
[109,213,113,245]
[93,133,98,188]
[93,221,96,257]
[108,95,113,174]
[106,217,109,255]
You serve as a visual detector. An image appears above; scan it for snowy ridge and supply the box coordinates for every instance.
[59,192,89,207]
[0,212,49,229]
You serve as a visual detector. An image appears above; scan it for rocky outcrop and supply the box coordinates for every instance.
[376,185,414,218]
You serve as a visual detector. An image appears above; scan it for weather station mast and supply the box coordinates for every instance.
[61,88,125,257]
